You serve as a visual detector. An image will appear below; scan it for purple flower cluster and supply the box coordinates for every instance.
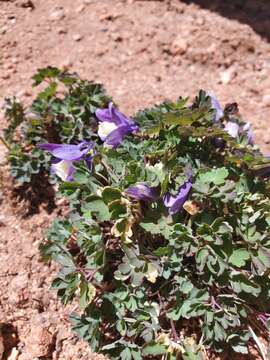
[38,103,138,181]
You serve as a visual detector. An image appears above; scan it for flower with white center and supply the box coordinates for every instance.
[95,102,139,147]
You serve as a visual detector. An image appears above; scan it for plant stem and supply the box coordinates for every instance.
[0,136,11,150]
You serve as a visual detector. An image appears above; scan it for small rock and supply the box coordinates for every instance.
[83,0,93,4]
[56,27,67,34]
[16,89,32,98]
[49,9,65,21]
[219,67,235,85]
[72,34,83,42]
[24,319,55,358]
[2,73,10,80]
[111,32,123,42]
[262,94,270,107]
[16,0,35,10]
[170,36,188,56]
[76,4,85,13]
[11,57,19,64]
[0,26,8,35]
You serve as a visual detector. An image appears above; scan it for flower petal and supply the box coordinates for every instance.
[51,160,75,181]
[98,121,118,141]
[207,91,224,122]
[96,102,138,128]
[38,141,93,161]
[126,183,158,202]
[164,180,192,215]
[224,122,239,138]
[243,122,254,145]
[105,125,132,147]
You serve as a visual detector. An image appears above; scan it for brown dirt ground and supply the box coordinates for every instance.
[0,0,270,359]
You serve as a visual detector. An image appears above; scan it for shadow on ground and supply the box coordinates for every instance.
[10,173,56,218]
[181,0,270,41]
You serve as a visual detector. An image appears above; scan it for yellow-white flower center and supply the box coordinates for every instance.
[98,121,118,140]
[53,160,73,181]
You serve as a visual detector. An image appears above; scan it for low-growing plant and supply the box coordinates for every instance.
[2,67,110,183]
[3,70,269,358]
[36,85,270,359]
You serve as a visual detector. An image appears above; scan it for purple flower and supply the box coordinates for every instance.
[224,121,239,138]
[95,102,139,147]
[242,122,254,145]
[38,141,94,181]
[207,92,224,122]
[125,183,158,202]
[163,178,192,215]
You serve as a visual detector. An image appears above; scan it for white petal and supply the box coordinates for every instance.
[51,160,73,181]
[98,121,118,141]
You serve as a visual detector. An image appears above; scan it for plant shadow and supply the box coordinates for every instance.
[11,172,56,218]
[181,0,270,42]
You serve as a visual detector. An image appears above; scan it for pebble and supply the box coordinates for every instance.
[16,89,32,98]
[219,67,235,84]
[72,34,83,42]
[2,73,10,80]
[49,9,65,21]
[262,94,270,107]
[170,36,188,56]
[0,26,8,35]
[57,27,68,34]
[24,315,55,358]
[11,57,19,64]
[76,4,85,13]
[16,0,35,10]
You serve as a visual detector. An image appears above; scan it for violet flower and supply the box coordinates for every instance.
[95,102,139,147]
[224,121,239,138]
[38,141,94,181]
[242,122,254,145]
[207,92,224,122]
[126,183,158,202]
[163,178,193,215]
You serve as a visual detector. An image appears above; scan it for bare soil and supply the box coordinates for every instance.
[0,0,270,359]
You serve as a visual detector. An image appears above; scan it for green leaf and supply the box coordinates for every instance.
[79,281,96,310]
[82,197,111,221]
[229,249,250,267]
[199,167,229,185]
[142,342,167,356]
[102,187,122,204]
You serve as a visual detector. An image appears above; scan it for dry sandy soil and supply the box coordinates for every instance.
[0,0,270,359]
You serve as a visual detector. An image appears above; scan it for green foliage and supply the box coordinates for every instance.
[2,66,110,183]
[32,84,270,358]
